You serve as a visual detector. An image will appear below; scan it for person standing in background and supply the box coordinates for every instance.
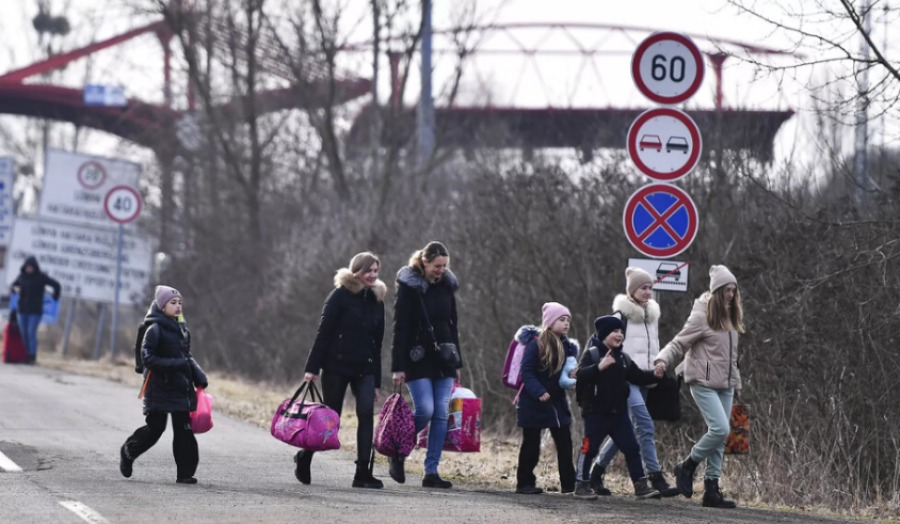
[10,256,61,364]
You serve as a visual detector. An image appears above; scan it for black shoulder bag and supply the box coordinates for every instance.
[417,294,460,368]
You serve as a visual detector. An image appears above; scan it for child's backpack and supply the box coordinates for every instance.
[501,326,539,390]
[133,321,151,374]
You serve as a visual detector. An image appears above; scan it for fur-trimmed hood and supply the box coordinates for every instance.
[334,268,387,302]
[515,325,580,357]
[396,266,459,294]
[612,294,660,323]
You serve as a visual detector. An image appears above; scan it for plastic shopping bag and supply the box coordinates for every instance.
[190,387,214,434]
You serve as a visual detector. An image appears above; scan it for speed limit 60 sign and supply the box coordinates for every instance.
[632,32,705,105]
[104,185,142,224]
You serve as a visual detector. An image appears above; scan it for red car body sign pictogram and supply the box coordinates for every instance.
[623,183,698,259]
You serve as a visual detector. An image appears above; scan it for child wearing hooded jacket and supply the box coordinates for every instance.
[591,268,679,497]
[573,315,661,500]
[514,302,579,495]
[119,285,208,484]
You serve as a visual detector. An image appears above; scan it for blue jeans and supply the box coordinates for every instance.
[689,385,734,480]
[17,313,42,357]
[597,384,660,473]
[407,377,455,475]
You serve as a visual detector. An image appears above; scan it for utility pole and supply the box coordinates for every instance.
[854,0,871,207]
[417,0,435,169]
[371,0,381,177]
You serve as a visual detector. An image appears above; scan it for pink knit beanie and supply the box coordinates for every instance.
[542,302,571,330]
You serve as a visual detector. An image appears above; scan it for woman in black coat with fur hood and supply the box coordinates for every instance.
[297,252,387,489]
[390,241,463,489]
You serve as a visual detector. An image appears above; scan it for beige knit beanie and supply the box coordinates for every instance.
[709,265,737,293]
[626,267,654,297]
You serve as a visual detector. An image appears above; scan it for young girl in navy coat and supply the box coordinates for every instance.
[515,302,579,495]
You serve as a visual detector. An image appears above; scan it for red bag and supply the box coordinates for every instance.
[417,387,482,453]
[2,321,27,364]
[724,404,749,455]
[190,387,214,434]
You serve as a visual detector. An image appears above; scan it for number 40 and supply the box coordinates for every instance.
[651,54,686,83]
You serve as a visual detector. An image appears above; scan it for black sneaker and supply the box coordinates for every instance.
[515,485,544,495]
[422,474,452,489]
[573,481,598,500]
[388,456,406,484]
[353,469,384,489]
[294,450,312,485]
[119,445,133,478]
[176,477,198,484]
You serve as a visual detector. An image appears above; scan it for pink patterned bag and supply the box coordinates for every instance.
[271,382,341,452]
[374,391,416,458]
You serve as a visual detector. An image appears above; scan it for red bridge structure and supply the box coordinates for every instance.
[346,23,799,163]
[0,19,796,164]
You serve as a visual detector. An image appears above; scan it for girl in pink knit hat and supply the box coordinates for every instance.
[513,302,579,495]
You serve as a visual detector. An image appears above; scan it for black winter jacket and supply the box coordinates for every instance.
[575,336,658,416]
[140,304,208,414]
[11,257,61,315]
[516,327,578,429]
[391,267,463,382]
[305,269,387,388]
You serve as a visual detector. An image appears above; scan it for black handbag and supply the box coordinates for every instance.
[646,372,682,422]
[417,294,460,368]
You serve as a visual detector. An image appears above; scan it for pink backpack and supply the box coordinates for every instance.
[501,326,540,390]
[373,392,416,458]
[271,382,341,452]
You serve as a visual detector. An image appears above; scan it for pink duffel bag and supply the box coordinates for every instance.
[271,382,341,452]
[190,387,214,434]
[374,390,416,458]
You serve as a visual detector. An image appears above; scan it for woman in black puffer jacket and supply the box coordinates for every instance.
[119,286,208,485]
[297,252,387,489]
[390,241,463,489]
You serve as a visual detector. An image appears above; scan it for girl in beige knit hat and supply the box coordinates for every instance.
[654,264,744,509]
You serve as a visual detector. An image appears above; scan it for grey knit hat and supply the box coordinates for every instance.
[155,285,181,309]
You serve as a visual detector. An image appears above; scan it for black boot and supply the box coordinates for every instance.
[589,465,612,496]
[702,478,737,508]
[294,450,313,485]
[352,465,384,489]
[422,473,452,489]
[633,477,661,499]
[389,456,406,484]
[648,471,680,497]
[674,456,699,498]
[573,481,598,500]
[119,445,133,478]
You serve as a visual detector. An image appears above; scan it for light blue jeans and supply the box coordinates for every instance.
[407,377,455,475]
[597,384,660,473]
[17,313,42,357]
[689,385,734,480]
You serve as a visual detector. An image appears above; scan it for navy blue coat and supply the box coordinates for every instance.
[516,333,578,429]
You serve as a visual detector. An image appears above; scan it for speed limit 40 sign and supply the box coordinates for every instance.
[104,185,142,224]
[631,32,705,105]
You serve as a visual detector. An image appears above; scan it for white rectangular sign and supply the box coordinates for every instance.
[628,258,690,293]
[38,150,141,230]
[0,157,14,247]
[5,218,154,306]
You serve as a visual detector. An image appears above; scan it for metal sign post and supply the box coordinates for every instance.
[104,185,142,359]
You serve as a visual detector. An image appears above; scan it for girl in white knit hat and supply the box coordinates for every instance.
[654,265,744,508]
[591,267,679,498]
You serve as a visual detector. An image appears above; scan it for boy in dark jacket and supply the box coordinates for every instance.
[574,316,660,500]
[119,286,208,484]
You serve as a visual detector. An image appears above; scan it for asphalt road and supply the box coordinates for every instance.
[0,363,866,524]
